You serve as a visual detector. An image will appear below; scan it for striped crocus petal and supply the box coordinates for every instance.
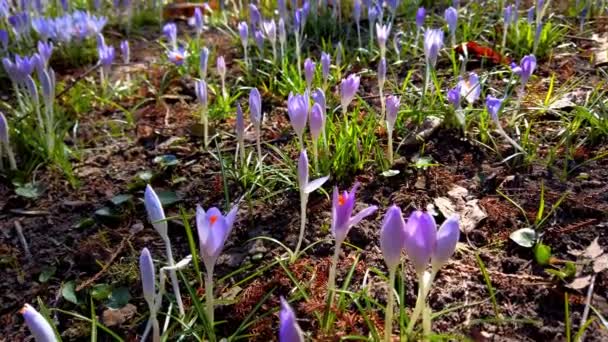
[139,248,156,307]
[144,185,168,239]
[21,304,57,342]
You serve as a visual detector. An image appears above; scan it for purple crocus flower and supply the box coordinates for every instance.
[380,205,406,270]
[403,211,437,275]
[416,7,426,29]
[263,20,276,43]
[376,23,391,55]
[309,103,324,142]
[504,4,513,24]
[0,29,8,50]
[254,30,264,54]
[321,52,330,85]
[37,41,53,68]
[120,40,129,64]
[20,304,57,342]
[249,4,261,29]
[144,185,168,239]
[238,21,249,47]
[423,29,444,67]
[431,215,460,271]
[331,183,378,244]
[196,205,238,267]
[527,6,535,24]
[298,149,328,194]
[249,88,262,125]
[444,7,458,38]
[278,0,288,22]
[512,54,536,85]
[98,43,115,72]
[287,92,309,142]
[485,95,503,122]
[9,12,30,39]
[386,95,400,130]
[279,297,304,342]
[458,72,480,104]
[304,58,315,90]
[386,0,399,14]
[447,85,461,107]
[340,74,360,113]
[192,7,204,34]
[32,18,54,41]
[163,23,177,49]
[167,46,187,66]
[368,3,380,24]
[354,0,361,24]
[312,88,326,115]
[139,247,156,308]
[195,80,208,108]
[278,18,286,47]
[217,56,226,80]
[200,47,209,79]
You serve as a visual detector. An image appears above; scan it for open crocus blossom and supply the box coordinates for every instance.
[21,304,57,342]
[287,92,309,148]
[279,297,304,342]
[167,46,186,66]
[512,54,536,86]
[376,23,391,57]
[331,183,377,245]
[340,74,360,116]
[403,210,437,276]
[423,29,444,68]
[196,204,238,324]
[458,72,481,105]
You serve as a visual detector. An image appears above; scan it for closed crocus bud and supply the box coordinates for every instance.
[196,205,238,267]
[458,72,480,104]
[37,41,53,67]
[139,247,156,307]
[378,57,386,88]
[200,47,209,79]
[297,149,328,194]
[385,95,400,130]
[320,52,330,84]
[304,58,315,89]
[20,304,57,342]
[444,7,458,36]
[278,18,286,46]
[263,20,276,42]
[504,4,513,24]
[380,205,406,270]
[195,80,208,107]
[193,7,203,33]
[416,7,425,29]
[312,88,326,114]
[485,95,503,123]
[249,88,262,125]
[279,297,304,342]
[0,29,8,50]
[120,40,129,64]
[144,185,168,240]
[238,21,248,47]
[354,0,361,23]
[217,55,226,79]
[424,29,444,67]
[518,54,536,85]
[287,92,309,140]
[332,183,377,244]
[527,6,534,24]
[254,30,264,53]
[309,103,324,142]
[335,42,343,68]
[403,211,437,275]
[431,215,460,271]
[447,85,461,107]
[340,74,360,112]
[249,4,261,29]
[163,22,177,48]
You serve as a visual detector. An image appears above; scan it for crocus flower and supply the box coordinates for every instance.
[376,23,391,57]
[485,95,503,123]
[249,88,262,126]
[527,6,534,24]
[200,47,209,79]
[287,92,309,145]
[167,46,186,66]
[192,7,204,35]
[321,52,330,86]
[331,183,377,244]
[386,95,400,130]
[403,211,437,275]
[354,0,361,25]
[20,304,57,342]
[195,80,208,108]
[278,18,286,57]
[340,74,360,114]
[37,41,53,68]
[236,102,245,163]
[298,149,328,194]
[444,7,458,40]
[368,3,379,24]
[504,4,513,24]
[423,29,444,67]
[0,29,8,50]
[0,111,8,144]
[238,21,249,48]
[304,58,315,90]
[139,247,156,308]
[447,85,461,107]
[249,4,261,29]
[196,205,238,268]
[458,72,481,104]
[416,7,425,29]
[512,54,536,85]
[254,30,264,55]
[217,56,226,83]
[98,43,115,75]
[380,205,406,270]
[279,297,304,342]
[163,23,177,49]
[263,20,276,42]
[309,103,324,143]
[431,215,460,271]
[144,185,168,239]
[312,88,326,115]
[120,40,129,64]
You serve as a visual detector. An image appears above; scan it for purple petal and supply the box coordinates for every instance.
[380,205,406,270]
[279,297,304,342]
[403,211,437,275]
[139,247,156,306]
[144,185,167,238]
[431,215,460,270]
[20,304,57,342]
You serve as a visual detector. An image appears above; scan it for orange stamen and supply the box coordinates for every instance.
[338,194,346,206]
[209,215,218,226]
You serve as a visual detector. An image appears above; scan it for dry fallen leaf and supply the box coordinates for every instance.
[583,238,604,259]
[434,185,487,234]
[593,254,608,273]
[102,304,137,327]
[568,275,592,290]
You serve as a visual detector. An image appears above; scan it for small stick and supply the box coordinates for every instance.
[14,221,32,261]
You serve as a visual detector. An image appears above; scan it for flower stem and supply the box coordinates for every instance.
[151,317,160,342]
[205,264,215,327]
[163,238,185,317]
[293,191,308,262]
[327,240,342,301]
[422,304,432,340]
[387,128,393,165]
[256,124,262,167]
[384,267,396,342]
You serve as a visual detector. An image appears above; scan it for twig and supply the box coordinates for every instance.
[76,232,133,291]
[579,274,596,342]
[14,221,33,261]
[56,63,101,100]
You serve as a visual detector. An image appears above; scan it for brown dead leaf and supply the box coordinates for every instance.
[568,275,592,290]
[101,304,137,327]
[593,254,608,273]
[584,238,604,259]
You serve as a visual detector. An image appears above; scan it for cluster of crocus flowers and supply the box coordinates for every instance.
[144,185,185,317]
[20,304,58,342]
[294,150,329,261]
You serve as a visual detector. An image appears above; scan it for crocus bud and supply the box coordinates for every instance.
[527,6,534,24]
[423,29,444,67]
[444,7,458,37]
[340,74,360,112]
[249,88,262,125]
[254,30,264,53]
[238,21,248,47]
[312,88,326,115]
[20,304,57,342]
[287,92,309,141]
[447,85,461,107]
[120,40,129,64]
[458,72,480,104]
[516,54,536,85]
[403,211,437,275]
[380,205,406,270]
[163,23,177,49]
[485,95,503,123]
[320,52,330,84]
[354,0,361,23]
[431,215,460,271]
[196,205,238,267]
[297,149,328,194]
[249,4,261,29]
[332,183,377,244]
[309,103,324,142]
[217,55,226,79]
[376,23,391,55]
[385,95,400,130]
[416,7,425,29]
[304,58,315,89]
[193,7,203,33]
[37,41,53,68]
[504,4,513,24]
[236,102,244,141]
[378,57,386,89]
[144,185,167,240]
[279,297,304,342]
[335,42,342,68]
[278,18,286,46]
[0,29,8,50]
[263,20,276,43]
[200,47,209,79]
[195,80,208,108]
[139,247,156,308]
